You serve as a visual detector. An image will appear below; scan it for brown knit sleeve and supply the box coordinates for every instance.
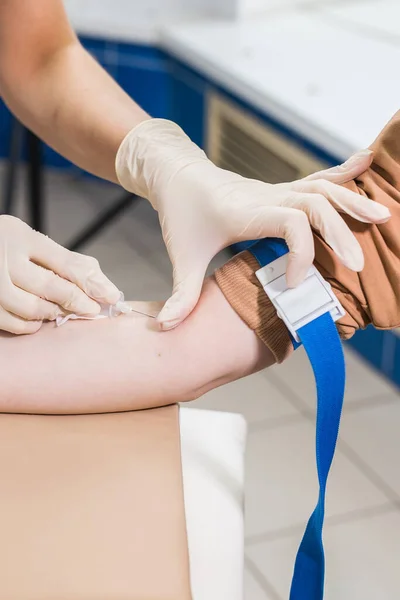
[215,251,293,364]
[216,111,400,364]
[315,110,400,335]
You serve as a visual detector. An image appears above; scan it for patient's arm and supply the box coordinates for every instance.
[6,115,400,415]
[0,277,273,414]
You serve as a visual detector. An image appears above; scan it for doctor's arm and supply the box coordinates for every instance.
[0,0,148,182]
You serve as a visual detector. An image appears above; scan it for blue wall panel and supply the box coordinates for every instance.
[168,59,207,149]
[346,327,386,373]
[346,327,400,388]
[117,63,172,119]
[0,100,12,160]
[388,332,400,388]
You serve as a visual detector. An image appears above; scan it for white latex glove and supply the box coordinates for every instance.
[0,215,120,334]
[116,119,390,330]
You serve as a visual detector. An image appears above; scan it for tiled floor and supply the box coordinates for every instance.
[6,168,400,599]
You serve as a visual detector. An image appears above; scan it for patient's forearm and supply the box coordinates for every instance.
[0,278,273,414]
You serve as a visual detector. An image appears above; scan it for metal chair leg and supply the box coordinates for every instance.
[67,192,138,252]
[26,129,44,233]
[2,118,24,215]
[3,121,139,248]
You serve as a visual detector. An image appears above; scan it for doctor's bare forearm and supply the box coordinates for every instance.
[0,278,273,414]
[0,0,149,182]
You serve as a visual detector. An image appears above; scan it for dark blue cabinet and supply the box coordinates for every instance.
[169,59,206,149]
[0,99,12,160]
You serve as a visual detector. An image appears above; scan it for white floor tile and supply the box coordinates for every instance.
[244,566,271,599]
[245,418,387,538]
[14,169,99,246]
[84,229,172,300]
[247,509,400,600]
[115,195,173,279]
[340,402,400,497]
[270,345,397,410]
[192,371,299,426]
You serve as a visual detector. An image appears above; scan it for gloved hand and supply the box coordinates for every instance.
[0,215,120,334]
[116,119,390,330]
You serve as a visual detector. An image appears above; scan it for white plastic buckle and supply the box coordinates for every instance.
[255,254,345,343]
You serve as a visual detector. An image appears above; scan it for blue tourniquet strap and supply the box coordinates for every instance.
[249,238,346,600]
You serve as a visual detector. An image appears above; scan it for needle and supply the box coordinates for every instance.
[128,307,157,319]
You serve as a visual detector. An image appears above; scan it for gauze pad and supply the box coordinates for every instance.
[56,292,132,327]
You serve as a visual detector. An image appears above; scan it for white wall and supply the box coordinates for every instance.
[65,0,190,22]
[238,0,268,16]
[64,0,341,40]
[237,0,338,17]
[64,0,211,42]
[189,0,241,19]
[65,0,243,27]
[64,0,235,21]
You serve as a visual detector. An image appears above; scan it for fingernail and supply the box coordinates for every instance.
[286,265,308,288]
[157,302,176,322]
[158,318,181,331]
[347,149,373,162]
[344,259,364,272]
[359,204,391,223]
[342,251,364,272]
[81,299,101,316]
[286,274,304,288]
[373,206,391,221]
[87,277,121,304]
[343,150,372,167]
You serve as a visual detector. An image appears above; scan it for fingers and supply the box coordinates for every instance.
[0,262,49,333]
[303,150,374,185]
[0,306,43,335]
[291,178,391,224]
[285,193,364,273]
[13,262,101,317]
[239,207,316,287]
[29,231,120,305]
[232,204,363,287]
[157,266,208,331]
[0,281,63,322]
